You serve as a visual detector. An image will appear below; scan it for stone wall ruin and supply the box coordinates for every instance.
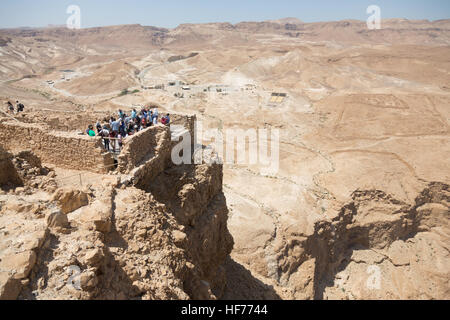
[0,119,114,173]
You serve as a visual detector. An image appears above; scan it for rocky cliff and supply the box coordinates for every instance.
[228,181,449,300]
[0,130,233,299]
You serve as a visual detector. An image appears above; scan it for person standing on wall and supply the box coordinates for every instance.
[100,126,110,151]
[110,118,120,151]
[152,108,159,125]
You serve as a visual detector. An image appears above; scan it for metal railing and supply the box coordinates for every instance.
[54,162,119,187]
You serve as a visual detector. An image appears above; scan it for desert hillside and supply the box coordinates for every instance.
[0,18,449,300]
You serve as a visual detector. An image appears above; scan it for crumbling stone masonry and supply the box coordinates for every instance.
[0,147,22,189]
[0,119,114,173]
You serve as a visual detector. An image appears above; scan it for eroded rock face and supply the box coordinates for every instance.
[0,193,50,299]
[46,209,69,230]
[0,146,234,300]
[232,182,449,300]
[0,272,21,300]
[0,186,193,300]
[51,188,89,214]
[0,150,56,300]
[0,148,56,194]
[0,147,23,190]
[144,163,234,298]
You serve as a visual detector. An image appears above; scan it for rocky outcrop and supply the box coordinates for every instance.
[1,181,230,300]
[261,182,450,300]
[0,193,50,299]
[145,163,234,298]
[115,116,233,297]
[0,131,234,300]
[0,147,23,190]
[51,188,89,214]
[0,148,56,193]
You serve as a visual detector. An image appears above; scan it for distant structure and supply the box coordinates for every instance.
[142,84,165,90]
[269,92,287,105]
[168,80,186,87]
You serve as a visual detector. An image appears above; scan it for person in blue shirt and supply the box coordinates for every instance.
[110,119,120,151]
[111,119,120,133]
[131,109,137,119]
[148,110,153,126]
[161,114,170,125]
[152,108,159,125]
[119,119,126,137]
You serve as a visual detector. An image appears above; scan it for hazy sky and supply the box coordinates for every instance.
[0,0,449,29]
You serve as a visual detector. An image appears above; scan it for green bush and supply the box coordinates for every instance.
[118,88,139,97]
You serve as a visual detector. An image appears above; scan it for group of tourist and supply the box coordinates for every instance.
[5,101,25,114]
[85,107,171,152]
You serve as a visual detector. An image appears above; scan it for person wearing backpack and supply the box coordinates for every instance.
[15,101,24,113]
[7,101,14,114]
[96,121,102,134]
[100,126,110,151]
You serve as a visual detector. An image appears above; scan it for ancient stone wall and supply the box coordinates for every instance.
[0,112,234,300]
[143,162,233,297]
[117,124,171,174]
[15,110,108,132]
[0,147,22,189]
[170,114,196,136]
[0,119,114,173]
[117,115,196,184]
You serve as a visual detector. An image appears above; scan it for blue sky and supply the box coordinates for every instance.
[0,0,449,29]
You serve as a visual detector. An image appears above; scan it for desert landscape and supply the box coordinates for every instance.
[0,17,449,300]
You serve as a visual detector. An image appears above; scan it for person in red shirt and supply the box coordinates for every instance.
[161,114,170,125]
